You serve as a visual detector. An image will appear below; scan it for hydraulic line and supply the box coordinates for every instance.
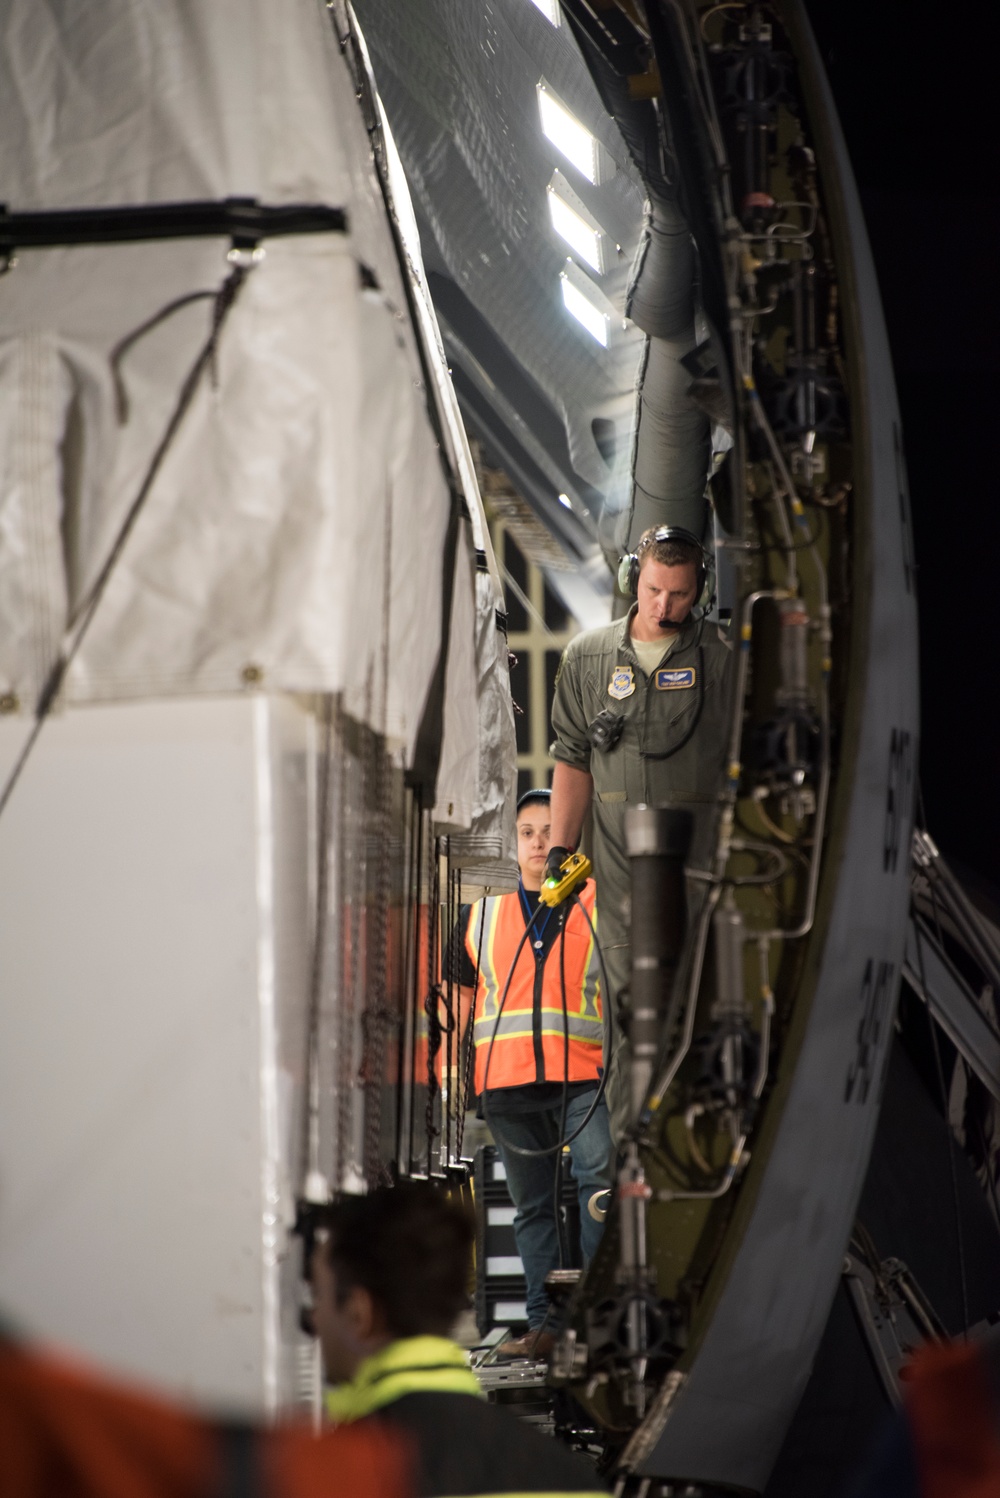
[723,582,832,941]
[912,911,971,1336]
[646,882,722,1112]
[657,940,774,1204]
[913,828,1000,992]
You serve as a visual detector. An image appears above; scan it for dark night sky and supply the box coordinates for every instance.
[804,3,1000,884]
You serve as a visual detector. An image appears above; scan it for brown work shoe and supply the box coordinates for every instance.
[495,1329,556,1360]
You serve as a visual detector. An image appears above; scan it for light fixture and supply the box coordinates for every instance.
[560,271,608,346]
[547,174,605,272]
[558,492,573,509]
[537,83,601,184]
[528,0,561,23]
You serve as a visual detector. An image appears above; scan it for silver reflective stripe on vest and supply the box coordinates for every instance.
[473,1009,604,1044]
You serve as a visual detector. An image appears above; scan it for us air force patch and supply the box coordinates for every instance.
[608,666,635,700]
[656,667,696,690]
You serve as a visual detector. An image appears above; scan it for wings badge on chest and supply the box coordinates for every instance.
[655,667,696,690]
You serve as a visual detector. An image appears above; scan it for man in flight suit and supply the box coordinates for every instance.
[547,526,732,1142]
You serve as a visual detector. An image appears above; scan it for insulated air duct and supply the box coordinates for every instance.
[622,192,710,549]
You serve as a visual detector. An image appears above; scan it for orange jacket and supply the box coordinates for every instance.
[848,1336,1000,1498]
[0,1335,411,1498]
[906,1336,1000,1498]
[465,885,602,1093]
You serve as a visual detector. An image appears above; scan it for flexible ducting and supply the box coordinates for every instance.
[621,192,710,549]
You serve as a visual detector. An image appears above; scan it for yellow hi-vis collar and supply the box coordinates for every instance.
[324,1335,484,1423]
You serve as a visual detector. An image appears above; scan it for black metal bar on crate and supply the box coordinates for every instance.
[0,198,348,251]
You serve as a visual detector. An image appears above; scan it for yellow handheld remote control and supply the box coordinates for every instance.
[539,851,592,907]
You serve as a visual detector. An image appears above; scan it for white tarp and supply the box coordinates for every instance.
[0,0,515,838]
[375,79,517,870]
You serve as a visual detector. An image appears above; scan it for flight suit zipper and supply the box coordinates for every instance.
[637,631,702,790]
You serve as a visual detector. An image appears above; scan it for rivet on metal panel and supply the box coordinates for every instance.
[241,663,264,686]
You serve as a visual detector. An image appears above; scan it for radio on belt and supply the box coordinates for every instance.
[539,851,592,908]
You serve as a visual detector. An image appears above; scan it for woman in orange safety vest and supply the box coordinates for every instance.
[458,788,613,1357]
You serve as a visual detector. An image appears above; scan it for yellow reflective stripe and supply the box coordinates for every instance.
[475,897,503,1020]
[325,1336,484,1422]
[485,896,505,1018]
[466,900,483,966]
[326,1364,484,1421]
[579,900,601,1021]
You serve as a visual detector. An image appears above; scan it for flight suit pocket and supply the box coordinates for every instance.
[590,728,628,804]
[654,687,699,744]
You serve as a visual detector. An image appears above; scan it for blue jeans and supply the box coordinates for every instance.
[482,1087,614,1329]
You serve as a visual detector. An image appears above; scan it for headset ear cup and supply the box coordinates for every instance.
[621,537,710,603]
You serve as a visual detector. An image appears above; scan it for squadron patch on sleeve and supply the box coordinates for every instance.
[608,665,635,700]
[655,667,696,690]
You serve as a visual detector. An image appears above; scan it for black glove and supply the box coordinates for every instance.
[545,846,570,884]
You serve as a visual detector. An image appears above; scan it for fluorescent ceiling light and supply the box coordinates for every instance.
[537,84,600,184]
[547,182,604,272]
[558,492,573,508]
[560,272,608,346]
[528,0,561,22]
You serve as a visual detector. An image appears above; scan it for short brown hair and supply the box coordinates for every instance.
[325,1182,474,1338]
[634,527,701,573]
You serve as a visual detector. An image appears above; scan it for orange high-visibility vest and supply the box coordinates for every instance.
[905,1335,1000,1498]
[0,1336,410,1498]
[465,885,602,1093]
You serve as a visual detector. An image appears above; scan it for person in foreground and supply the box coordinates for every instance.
[0,1317,407,1498]
[843,1328,1000,1498]
[312,1182,608,1498]
[457,788,613,1360]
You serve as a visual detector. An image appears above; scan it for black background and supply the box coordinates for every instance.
[804,3,1000,884]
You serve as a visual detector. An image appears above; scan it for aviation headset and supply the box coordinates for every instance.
[617,525,714,614]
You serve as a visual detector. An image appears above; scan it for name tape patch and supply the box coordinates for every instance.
[656,667,696,690]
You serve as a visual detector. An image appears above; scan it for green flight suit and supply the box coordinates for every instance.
[550,606,732,1141]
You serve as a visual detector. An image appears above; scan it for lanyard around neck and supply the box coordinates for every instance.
[518,878,553,951]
